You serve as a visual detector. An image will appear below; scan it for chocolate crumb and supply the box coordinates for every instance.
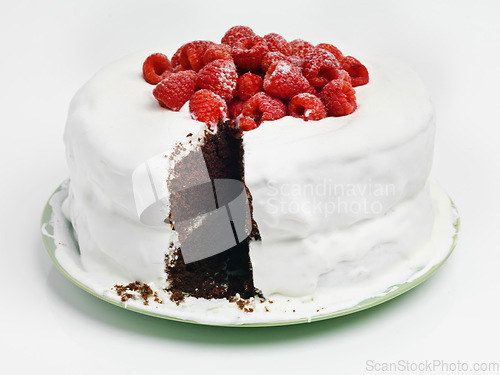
[113,281,162,306]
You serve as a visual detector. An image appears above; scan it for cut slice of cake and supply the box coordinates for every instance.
[165,120,259,301]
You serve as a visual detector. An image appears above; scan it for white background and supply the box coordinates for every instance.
[1,0,499,374]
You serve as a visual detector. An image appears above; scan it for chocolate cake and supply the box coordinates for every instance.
[165,121,260,302]
[62,26,454,318]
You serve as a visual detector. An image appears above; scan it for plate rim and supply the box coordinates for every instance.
[41,181,460,327]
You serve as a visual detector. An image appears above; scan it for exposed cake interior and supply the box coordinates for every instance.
[165,121,259,302]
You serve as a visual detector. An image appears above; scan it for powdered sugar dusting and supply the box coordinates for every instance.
[216,70,237,93]
[274,61,292,75]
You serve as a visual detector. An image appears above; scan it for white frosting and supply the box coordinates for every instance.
[250,184,434,296]
[47,179,458,325]
[63,50,436,301]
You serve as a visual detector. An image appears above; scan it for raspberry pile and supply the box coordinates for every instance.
[143,26,369,131]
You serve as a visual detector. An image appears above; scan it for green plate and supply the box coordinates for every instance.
[41,181,460,327]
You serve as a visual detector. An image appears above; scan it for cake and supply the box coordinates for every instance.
[62,26,451,314]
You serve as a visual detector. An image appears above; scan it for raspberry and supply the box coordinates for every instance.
[197,59,238,102]
[288,93,327,121]
[221,25,256,46]
[232,36,269,72]
[236,72,263,101]
[203,44,232,66]
[239,116,258,132]
[288,55,305,70]
[316,43,345,63]
[153,70,197,111]
[261,51,302,72]
[264,33,292,55]
[185,41,215,71]
[290,39,315,58]
[189,89,228,127]
[263,61,313,100]
[261,52,287,72]
[170,41,214,72]
[172,64,184,73]
[242,92,286,124]
[341,56,369,87]
[143,53,173,85]
[320,78,357,117]
[228,98,245,119]
[337,68,352,83]
[170,44,184,71]
[303,48,341,88]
